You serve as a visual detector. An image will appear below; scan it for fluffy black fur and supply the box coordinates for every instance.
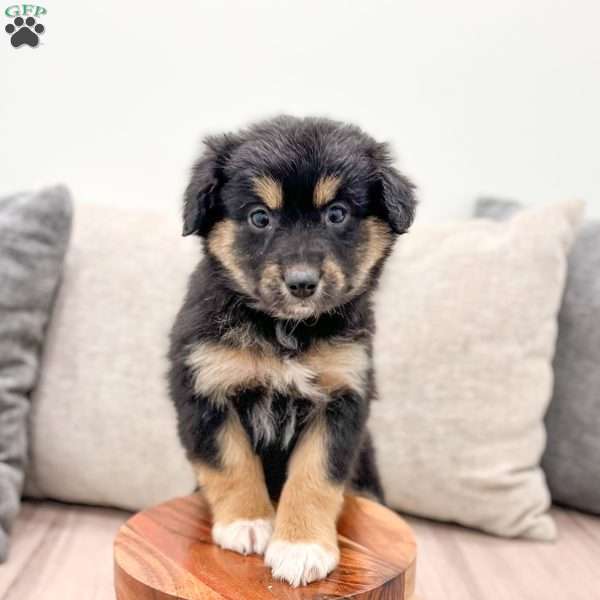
[168,115,416,503]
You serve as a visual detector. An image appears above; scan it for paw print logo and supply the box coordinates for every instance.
[5,16,45,48]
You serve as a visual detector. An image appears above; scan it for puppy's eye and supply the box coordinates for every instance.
[326,204,348,225]
[249,208,271,229]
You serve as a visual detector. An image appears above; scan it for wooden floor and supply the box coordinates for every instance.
[1,500,599,600]
[0,501,129,600]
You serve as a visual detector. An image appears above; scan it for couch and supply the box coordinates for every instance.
[1,196,599,600]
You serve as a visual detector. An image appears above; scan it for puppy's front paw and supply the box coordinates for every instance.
[265,539,339,587]
[212,518,273,555]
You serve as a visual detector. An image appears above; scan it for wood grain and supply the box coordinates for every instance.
[113,494,417,599]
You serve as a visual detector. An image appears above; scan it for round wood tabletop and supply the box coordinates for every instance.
[114,494,417,599]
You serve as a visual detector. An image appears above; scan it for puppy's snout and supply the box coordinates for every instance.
[284,266,320,299]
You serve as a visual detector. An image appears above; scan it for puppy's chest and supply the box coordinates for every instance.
[185,336,369,405]
[234,391,312,451]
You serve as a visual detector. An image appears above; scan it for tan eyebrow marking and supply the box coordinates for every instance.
[251,175,283,210]
[313,175,342,207]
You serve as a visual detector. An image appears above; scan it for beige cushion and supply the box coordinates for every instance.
[26,203,197,510]
[371,201,583,540]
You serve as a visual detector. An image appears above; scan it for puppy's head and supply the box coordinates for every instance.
[182,116,416,320]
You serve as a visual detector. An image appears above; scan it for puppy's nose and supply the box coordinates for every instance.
[284,266,320,299]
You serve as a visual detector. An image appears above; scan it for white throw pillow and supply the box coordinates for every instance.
[371,201,583,540]
[27,203,197,509]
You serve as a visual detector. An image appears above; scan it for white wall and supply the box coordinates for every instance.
[2,0,599,222]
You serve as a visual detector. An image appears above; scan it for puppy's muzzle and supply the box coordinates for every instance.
[284,265,320,299]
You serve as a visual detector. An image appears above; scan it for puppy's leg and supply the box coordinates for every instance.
[194,414,275,555]
[265,391,366,587]
[348,430,386,504]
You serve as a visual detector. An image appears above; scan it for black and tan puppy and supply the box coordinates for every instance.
[168,115,416,586]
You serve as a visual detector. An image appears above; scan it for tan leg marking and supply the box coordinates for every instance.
[313,175,342,207]
[265,419,342,585]
[271,419,343,549]
[252,175,283,210]
[194,416,274,523]
[207,219,254,296]
[194,416,274,554]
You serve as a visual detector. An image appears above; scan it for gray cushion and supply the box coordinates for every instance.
[0,185,72,561]
[475,198,600,514]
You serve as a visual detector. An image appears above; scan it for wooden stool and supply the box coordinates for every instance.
[114,494,417,599]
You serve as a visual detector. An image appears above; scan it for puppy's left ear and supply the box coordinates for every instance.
[182,134,238,237]
[370,144,417,233]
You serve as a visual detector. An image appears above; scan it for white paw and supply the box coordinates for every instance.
[212,518,273,555]
[265,540,339,587]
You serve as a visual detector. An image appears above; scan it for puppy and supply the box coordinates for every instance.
[168,115,416,587]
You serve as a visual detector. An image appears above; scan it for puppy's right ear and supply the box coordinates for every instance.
[182,135,236,237]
